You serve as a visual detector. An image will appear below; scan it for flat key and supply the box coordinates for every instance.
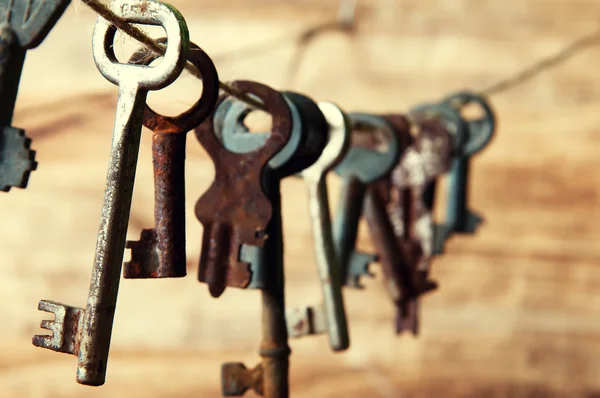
[285,101,351,351]
[33,0,189,385]
[440,91,495,234]
[0,0,70,190]
[124,38,219,278]
[194,80,292,297]
[409,102,467,254]
[386,115,452,334]
[210,90,327,289]
[332,113,408,288]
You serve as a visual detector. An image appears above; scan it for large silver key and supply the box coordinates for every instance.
[32,0,189,386]
[285,101,351,351]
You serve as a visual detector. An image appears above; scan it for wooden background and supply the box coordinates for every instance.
[2,0,600,396]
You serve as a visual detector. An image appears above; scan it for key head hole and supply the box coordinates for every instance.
[243,110,273,134]
[459,102,485,122]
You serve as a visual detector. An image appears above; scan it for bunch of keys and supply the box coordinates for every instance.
[32,0,190,385]
[0,0,71,191]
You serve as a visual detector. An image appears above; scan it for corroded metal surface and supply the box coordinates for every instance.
[385,115,453,334]
[124,38,219,279]
[194,80,291,296]
[33,0,188,386]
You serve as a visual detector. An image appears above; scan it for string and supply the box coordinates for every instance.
[81,0,600,113]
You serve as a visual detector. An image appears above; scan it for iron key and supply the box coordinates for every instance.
[194,80,292,297]
[332,113,407,288]
[33,0,189,385]
[285,101,351,351]
[124,38,219,278]
[0,0,71,190]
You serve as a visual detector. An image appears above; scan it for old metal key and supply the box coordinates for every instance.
[32,0,189,385]
[385,115,452,334]
[0,0,71,191]
[332,113,405,288]
[211,90,327,289]
[194,81,292,298]
[124,38,219,279]
[411,92,496,254]
[440,91,495,235]
[409,102,467,255]
[285,101,351,351]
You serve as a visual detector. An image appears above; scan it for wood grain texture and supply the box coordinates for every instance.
[2,0,600,396]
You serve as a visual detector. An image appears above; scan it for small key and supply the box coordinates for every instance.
[124,38,219,278]
[0,0,71,190]
[212,90,327,289]
[33,0,189,385]
[385,115,453,334]
[409,102,467,255]
[285,101,350,351]
[332,113,407,288]
[194,80,292,297]
[440,91,495,234]
[411,92,496,254]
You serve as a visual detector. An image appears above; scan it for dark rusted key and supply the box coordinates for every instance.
[212,90,327,289]
[194,81,292,298]
[384,114,453,334]
[217,91,328,397]
[332,113,408,288]
[123,38,219,278]
[0,0,71,191]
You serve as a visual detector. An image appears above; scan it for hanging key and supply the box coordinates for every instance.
[199,83,321,397]
[32,0,189,385]
[409,101,467,255]
[194,81,294,298]
[0,0,71,191]
[383,114,453,334]
[411,92,495,254]
[211,90,327,289]
[332,113,408,288]
[285,101,351,351]
[123,38,219,278]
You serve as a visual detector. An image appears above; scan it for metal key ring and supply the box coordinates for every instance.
[441,91,496,156]
[128,37,220,134]
[409,102,468,157]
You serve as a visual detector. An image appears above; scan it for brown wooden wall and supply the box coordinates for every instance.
[2,1,600,396]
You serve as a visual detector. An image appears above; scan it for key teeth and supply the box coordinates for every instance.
[124,228,160,278]
[33,300,83,355]
[345,250,378,288]
[0,127,38,192]
[456,211,484,234]
[221,362,263,397]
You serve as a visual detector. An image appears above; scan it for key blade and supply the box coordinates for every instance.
[0,126,37,192]
[1,0,71,49]
[33,300,83,355]
[456,210,484,234]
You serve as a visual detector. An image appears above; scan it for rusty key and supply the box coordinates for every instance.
[32,0,189,385]
[384,115,453,334]
[194,80,292,298]
[0,0,71,191]
[211,90,327,289]
[123,38,219,279]
[285,101,351,351]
